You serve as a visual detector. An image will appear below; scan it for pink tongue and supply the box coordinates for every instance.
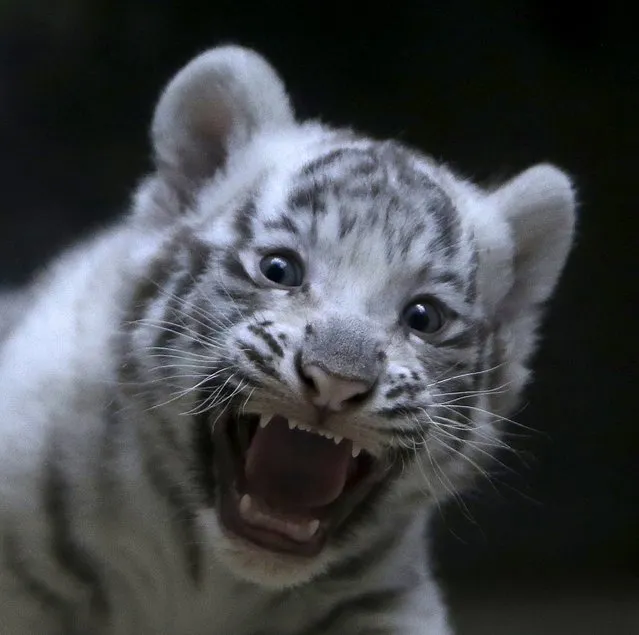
[244,416,352,510]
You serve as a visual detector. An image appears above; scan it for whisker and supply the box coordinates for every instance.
[433,381,512,400]
[427,362,506,388]
[133,318,224,350]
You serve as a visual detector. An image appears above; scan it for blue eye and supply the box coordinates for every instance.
[259,253,304,287]
[402,299,445,334]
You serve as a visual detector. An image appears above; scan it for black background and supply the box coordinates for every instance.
[0,0,636,604]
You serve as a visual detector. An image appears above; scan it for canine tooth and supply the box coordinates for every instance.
[289,419,299,430]
[333,436,343,445]
[259,414,271,429]
[351,445,362,458]
[284,522,303,541]
[239,494,252,517]
[307,519,320,537]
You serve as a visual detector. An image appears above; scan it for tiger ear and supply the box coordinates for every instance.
[150,46,294,196]
[492,164,576,317]
[474,164,576,413]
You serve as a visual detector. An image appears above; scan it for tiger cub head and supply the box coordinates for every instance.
[125,46,575,587]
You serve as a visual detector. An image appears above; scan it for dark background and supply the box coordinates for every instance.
[0,2,636,632]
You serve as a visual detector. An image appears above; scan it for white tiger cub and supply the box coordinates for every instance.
[0,46,575,634]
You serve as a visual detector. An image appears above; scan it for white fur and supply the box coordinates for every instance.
[0,46,574,635]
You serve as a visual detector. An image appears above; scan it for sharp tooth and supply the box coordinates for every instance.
[307,519,320,537]
[324,431,334,440]
[351,445,362,458]
[289,419,299,430]
[333,436,343,445]
[259,414,271,429]
[239,494,252,517]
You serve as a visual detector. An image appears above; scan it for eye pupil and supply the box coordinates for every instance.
[403,300,444,334]
[265,258,287,283]
[408,305,430,331]
[259,253,303,287]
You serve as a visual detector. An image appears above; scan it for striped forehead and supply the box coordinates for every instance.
[256,142,468,273]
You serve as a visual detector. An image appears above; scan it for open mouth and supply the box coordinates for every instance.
[214,413,386,556]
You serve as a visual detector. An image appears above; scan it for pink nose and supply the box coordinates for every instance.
[302,364,370,411]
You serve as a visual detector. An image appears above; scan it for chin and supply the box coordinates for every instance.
[210,521,336,588]
[203,411,390,588]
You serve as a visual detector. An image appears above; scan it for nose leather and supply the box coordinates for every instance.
[300,315,383,410]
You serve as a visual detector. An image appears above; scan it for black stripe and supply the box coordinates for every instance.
[152,270,188,351]
[385,385,407,400]
[143,444,202,583]
[465,240,480,303]
[438,329,475,349]
[234,198,256,244]
[217,287,260,309]
[377,405,422,420]
[221,253,253,285]
[118,245,177,387]
[247,324,285,358]
[239,341,280,379]
[98,399,123,504]
[301,588,403,635]
[191,294,237,341]
[287,181,326,214]
[339,212,357,239]
[396,221,425,258]
[335,182,377,199]
[429,270,466,291]
[44,444,109,619]
[124,245,176,328]
[301,148,352,175]
[205,367,259,394]
[323,530,399,583]
[302,147,379,177]
[392,426,428,445]
[3,532,72,632]
[154,238,211,351]
[263,215,300,235]
[179,234,212,283]
[427,192,462,258]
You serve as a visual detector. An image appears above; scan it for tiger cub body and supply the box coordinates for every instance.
[0,47,575,634]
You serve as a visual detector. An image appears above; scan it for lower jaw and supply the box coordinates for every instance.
[212,416,388,559]
[218,484,326,557]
